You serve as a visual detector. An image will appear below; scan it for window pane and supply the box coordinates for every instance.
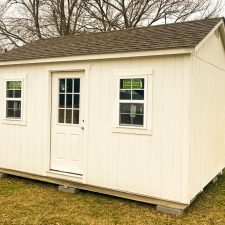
[120,79,132,90]
[66,79,73,93]
[7,81,21,90]
[120,103,144,115]
[66,110,72,123]
[132,90,144,100]
[66,94,72,108]
[6,101,21,118]
[120,90,132,100]
[7,101,21,110]
[15,110,21,118]
[73,94,80,109]
[135,104,144,114]
[119,103,144,126]
[133,115,144,126]
[120,103,130,114]
[59,79,65,93]
[132,79,144,89]
[59,94,65,108]
[14,90,21,98]
[6,109,14,118]
[7,90,14,98]
[73,110,79,124]
[7,90,21,98]
[120,114,131,125]
[74,79,80,93]
[58,109,65,123]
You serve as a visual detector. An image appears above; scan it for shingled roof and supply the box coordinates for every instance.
[0,17,223,62]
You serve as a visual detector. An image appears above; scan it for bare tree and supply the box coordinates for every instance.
[0,0,46,48]
[84,0,224,30]
[46,0,86,36]
[0,0,223,50]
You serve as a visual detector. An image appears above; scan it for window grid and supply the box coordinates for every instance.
[119,78,145,127]
[58,78,80,125]
[6,81,22,120]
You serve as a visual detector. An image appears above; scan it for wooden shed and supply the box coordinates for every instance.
[0,17,225,215]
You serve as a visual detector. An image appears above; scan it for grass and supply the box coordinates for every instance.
[0,173,225,225]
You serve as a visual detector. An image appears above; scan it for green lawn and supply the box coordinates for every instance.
[0,173,225,225]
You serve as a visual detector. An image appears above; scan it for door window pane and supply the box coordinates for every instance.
[66,94,72,108]
[66,110,72,123]
[73,110,79,124]
[58,109,65,123]
[74,79,80,93]
[58,78,80,124]
[73,94,80,109]
[59,79,65,93]
[66,79,73,93]
[59,94,65,108]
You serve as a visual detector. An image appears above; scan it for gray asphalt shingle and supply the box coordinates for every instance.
[0,17,223,62]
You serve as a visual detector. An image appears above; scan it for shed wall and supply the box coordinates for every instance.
[189,30,225,200]
[0,55,191,204]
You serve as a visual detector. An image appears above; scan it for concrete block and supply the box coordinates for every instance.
[0,173,7,178]
[58,185,80,194]
[156,205,184,216]
[212,176,218,184]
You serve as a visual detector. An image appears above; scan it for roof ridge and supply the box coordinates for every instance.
[31,17,223,43]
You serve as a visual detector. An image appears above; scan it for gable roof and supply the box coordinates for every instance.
[0,17,223,62]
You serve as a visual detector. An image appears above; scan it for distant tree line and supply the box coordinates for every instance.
[0,0,223,49]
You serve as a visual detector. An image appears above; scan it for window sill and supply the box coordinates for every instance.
[2,119,27,126]
[112,127,152,136]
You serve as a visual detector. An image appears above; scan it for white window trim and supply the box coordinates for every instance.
[112,69,153,136]
[2,77,27,126]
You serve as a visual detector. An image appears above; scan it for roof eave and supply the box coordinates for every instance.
[0,47,194,66]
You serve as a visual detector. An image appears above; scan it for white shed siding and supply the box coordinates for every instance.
[189,30,225,200]
[0,55,191,204]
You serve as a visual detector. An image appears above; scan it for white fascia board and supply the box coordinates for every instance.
[0,48,194,66]
[195,20,225,52]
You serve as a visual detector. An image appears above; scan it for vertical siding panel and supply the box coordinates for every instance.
[172,56,184,201]
[86,63,101,185]
[160,56,176,200]
[147,57,163,198]
[117,134,129,191]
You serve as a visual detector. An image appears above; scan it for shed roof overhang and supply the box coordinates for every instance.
[0,47,194,66]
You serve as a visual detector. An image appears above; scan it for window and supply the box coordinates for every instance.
[119,78,145,127]
[6,81,22,119]
[58,78,80,124]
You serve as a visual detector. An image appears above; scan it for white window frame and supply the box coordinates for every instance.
[2,77,27,126]
[117,76,147,129]
[112,68,153,136]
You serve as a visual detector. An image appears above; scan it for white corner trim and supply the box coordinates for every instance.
[0,48,194,66]
[195,20,225,52]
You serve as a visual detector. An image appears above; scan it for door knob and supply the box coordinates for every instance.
[81,127,84,130]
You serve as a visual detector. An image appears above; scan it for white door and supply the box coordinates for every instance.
[50,72,84,175]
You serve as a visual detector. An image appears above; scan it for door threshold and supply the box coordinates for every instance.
[47,170,83,183]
